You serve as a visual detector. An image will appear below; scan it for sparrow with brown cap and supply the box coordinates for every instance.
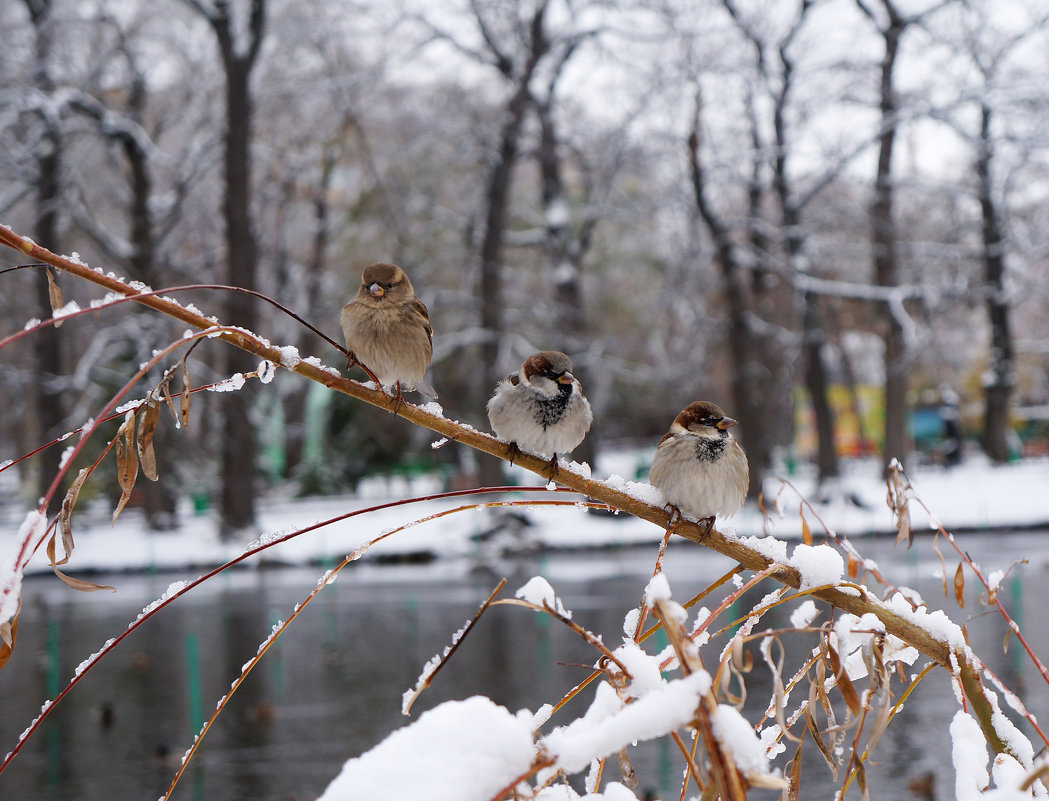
[340,263,437,404]
[648,401,749,532]
[487,351,593,478]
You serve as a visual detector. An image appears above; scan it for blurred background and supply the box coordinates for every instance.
[2,0,1048,537]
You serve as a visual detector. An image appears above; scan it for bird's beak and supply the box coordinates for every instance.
[369,282,385,298]
[557,372,575,385]
[717,417,738,430]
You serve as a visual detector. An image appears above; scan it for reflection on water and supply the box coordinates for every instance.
[1,530,1048,801]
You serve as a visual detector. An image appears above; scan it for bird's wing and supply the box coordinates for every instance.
[410,298,433,343]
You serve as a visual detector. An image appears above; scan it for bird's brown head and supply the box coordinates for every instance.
[522,351,576,396]
[672,401,737,436]
[358,263,413,303]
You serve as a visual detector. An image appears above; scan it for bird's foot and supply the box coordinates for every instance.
[345,350,358,369]
[390,382,406,416]
[544,455,561,482]
[663,504,682,528]
[505,441,522,467]
[700,516,715,539]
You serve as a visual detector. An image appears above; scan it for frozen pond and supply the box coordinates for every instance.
[1,529,1048,800]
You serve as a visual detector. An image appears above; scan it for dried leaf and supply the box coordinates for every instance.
[787,742,803,801]
[800,510,812,546]
[180,361,191,429]
[113,414,139,522]
[615,749,637,789]
[846,552,860,580]
[825,641,861,717]
[52,561,115,593]
[57,467,91,567]
[932,533,949,599]
[137,402,160,481]
[953,562,965,608]
[853,757,869,801]
[0,604,19,671]
[804,708,837,775]
[46,268,64,327]
[159,368,180,425]
[894,502,912,548]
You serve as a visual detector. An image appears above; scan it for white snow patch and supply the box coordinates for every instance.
[609,640,665,697]
[317,697,534,801]
[2,511,46,627]
[951,711,989,801]
[52,300,82,319]
[208,373,246,392]
[542,671,710,773]
[644,572,672,603]
[790,543,843,590]
[257,360,277,384]
[710,704,775,776]
[516,576,571,618]
[277,345,301,367]
[790,600,820,629]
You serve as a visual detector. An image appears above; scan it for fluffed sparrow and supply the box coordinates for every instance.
[487,351,593,477]
[648,401,749,530]
[340,262,437,401]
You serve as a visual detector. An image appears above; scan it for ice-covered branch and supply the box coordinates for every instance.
[0,222,1015,763]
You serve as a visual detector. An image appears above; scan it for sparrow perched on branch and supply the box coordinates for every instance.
[486,351,593,477]
[648,401,749,531]
[340,262,437,402]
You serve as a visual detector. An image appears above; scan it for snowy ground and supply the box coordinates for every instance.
[8,451,1049,577]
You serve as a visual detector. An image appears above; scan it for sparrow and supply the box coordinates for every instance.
[340,262,437,403]
[486,351,593,477]
[648,401,749,531]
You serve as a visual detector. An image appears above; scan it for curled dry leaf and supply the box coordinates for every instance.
[824,638,861,717]
[57,467,91,566]
[953,562,965,609]
[46,268,64,328]
[159,367,180,425]
[113,413,139,522]
[800,510,812,546]
[137,401,160,481]
[787,742,803,801]
[846,553,860,580]
[0,601,19,671]
[894,503,912,548]
[180,361,191,429]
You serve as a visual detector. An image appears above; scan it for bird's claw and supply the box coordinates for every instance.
[505,441,522,467]
[544,455,561,481]
[391,382,406,416]
[663,504,682,528]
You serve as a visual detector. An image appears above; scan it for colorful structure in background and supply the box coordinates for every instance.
[792,385,1039,464]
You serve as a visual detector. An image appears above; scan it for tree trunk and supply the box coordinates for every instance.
[535,96,596,470]
[475,4,549,487]
[24,0,65,511]
[687,99,771,498]
[977,103,1014,462]
[871,9,908,475]
[190,0,267,536]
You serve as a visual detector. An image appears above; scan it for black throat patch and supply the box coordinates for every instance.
[693,433,727,463]
[531,389,572,429]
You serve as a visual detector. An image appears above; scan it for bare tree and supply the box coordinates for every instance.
[722,0,841,488]
[184,0,266,537]
[934,2,1049,462]
[855,0,946,473]
[19,0,66,509]
[687,85,775,497]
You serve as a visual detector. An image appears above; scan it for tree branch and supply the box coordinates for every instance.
[0,222,1010,760]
